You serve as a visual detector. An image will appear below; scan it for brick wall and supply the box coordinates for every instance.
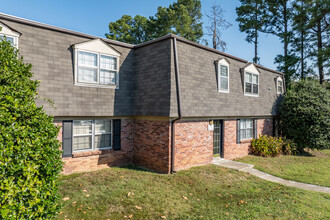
[133,119,171,173]
[257,118,273,137]
[223,118,273,159]
[60,119,133,174]
[174,121,213,171]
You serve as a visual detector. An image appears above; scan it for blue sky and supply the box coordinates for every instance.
[0,0,283,70]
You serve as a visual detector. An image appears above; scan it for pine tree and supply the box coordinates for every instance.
[306,0,329,85]
[236,0,265,64]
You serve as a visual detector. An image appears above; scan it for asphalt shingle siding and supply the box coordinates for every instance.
[1,19,134,117]
[174,40,282,117]
[133,39,172,117]
[1,18,282,118]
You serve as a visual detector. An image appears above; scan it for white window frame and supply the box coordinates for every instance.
[277,77,283,94]
[0,34,18,48]
[73,119,113,152]
[244,71,259,97]
[217,58,230,93]
[75,49,119,88]
[240,119,254,140]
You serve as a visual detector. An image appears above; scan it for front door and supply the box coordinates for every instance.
[213,120,223,158]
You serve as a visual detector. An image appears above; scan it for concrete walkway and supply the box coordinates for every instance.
[212,158,330,194]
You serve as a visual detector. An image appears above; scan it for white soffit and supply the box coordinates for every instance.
[73,39,121,57]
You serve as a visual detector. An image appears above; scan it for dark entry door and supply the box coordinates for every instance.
[213,120,223,157]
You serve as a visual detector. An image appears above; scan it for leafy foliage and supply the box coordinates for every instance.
[105,15,153,44]
[280,80,330,151]
[0,38,63,218]
[106,0,203,44]
[251,135,297,157]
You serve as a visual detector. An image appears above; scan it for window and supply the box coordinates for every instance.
[77,50,118,86]
[217,58,230,93]
[240,119,253,140]
[277,77,283,94]
[245,72,259,96]
[0,34,18,48]
[73,120,112,151]
[219,65,229,92]
[73,39,120,88]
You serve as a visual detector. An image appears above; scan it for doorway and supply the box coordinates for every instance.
[213,120,223,158]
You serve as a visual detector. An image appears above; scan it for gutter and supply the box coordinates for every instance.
[170,38,182,174]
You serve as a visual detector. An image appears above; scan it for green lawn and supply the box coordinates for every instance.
[57,165,330,219]
[236,149,330,187]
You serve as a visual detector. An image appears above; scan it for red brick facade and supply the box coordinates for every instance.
[223,119,273,159]
[60,119,133,174]
[57,117,273,174]
[174,121,213,171]
[133,119,171,173]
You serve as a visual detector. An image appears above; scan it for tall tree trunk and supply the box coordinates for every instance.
[300,0,305,79]
[316,20,324,85]
[283,1,289,75]
[254,28,258,63]
[213,12,217,49]
[301,29,304,79]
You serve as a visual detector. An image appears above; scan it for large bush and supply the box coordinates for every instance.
[280,80,330,151]
[0,38,63,218]
[251,135,297,157]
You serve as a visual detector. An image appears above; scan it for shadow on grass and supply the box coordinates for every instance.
[117,164,164,174]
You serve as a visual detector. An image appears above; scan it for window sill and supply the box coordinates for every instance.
[240,139,253,144]
[218,90,229,93]
[244,93,259,97]
[74,82,118,89]
[72,148,114,158]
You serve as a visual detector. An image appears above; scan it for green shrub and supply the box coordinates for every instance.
[251,135,282,157]
[279,80,330,151]
[251,135,297,157]
[0,38,63,218]
[281,138,298,155]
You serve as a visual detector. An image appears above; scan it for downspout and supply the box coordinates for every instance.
[171,37,182,174]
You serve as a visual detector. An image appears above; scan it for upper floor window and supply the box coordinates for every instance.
[217,58,230,93]
[242,63,260,97]
[0,22,20,48]
[77,51,117,85]
[277,77,283,94]
[245,72,259,95]
[73,39,120,89]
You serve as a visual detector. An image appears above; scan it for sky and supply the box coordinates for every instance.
[0,0,283,70]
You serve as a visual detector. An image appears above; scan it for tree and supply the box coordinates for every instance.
[263,0,296,83]
[236,0,265,63]
[0,38,63,218]
[280,80,330,151]
[306,0,329,85]
[206,2,232,51]
[151,0,203,42]
[105,15,152,44]
[106,0,204,44]
[292,0,314,79]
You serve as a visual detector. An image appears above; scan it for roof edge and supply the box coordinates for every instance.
[134,34,284,75]
[0,13,134,48]
[0,13,284,75]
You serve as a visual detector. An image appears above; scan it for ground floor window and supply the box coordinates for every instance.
[73,120,112,151]
[239,119,253,140]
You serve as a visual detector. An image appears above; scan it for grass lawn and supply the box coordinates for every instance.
[236,149,330,187]
[57,165,329,219]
